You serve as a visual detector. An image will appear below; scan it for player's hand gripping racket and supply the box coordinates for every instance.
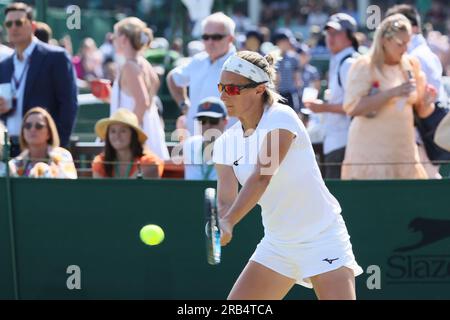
[204,188,221,265]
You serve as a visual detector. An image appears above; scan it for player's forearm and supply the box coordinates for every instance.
[223,173,271,227]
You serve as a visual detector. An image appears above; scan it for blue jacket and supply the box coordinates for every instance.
[0,40,78,146]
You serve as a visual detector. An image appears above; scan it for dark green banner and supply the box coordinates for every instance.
[1,178,449,299]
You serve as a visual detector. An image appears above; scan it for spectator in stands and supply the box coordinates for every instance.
[231,6,253,33]
[386,5,444,107]
[244,29,264,54]
[111,16,169,160]
[34,21,52,44]
[99,32,115,63]
[296,43,322,127]
[273,28,301,112]
[72,37,104,81]
[167,12,237,135]
[102,58,117,84]
[297,44,321,103]
[8,107,77,178]
[58,35,73,56]
[425,1,447,32]
[306,3,328,28]
[0,2,78,157]
[304,13,359,179]
[341,14,436,180]
[386,4,445,179]
[92,108,163,179]
[183,97,227,180]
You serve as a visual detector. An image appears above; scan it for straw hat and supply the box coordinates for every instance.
[434,112,450,152]
[95,108,147,144]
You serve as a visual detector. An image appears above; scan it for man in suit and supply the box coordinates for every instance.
[0,2,77,157]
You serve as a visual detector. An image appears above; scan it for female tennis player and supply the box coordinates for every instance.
[212,51,363,300]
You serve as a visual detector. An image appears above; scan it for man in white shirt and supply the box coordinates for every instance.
[304,13,359,179]
[167,12,237,136]
[183,96,227,180]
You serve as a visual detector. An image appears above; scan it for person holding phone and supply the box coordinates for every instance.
[341,14,436,180]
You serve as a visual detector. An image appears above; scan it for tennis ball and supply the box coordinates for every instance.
[140,224,165,246]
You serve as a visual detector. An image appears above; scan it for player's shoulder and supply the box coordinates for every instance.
[266,103,299,119]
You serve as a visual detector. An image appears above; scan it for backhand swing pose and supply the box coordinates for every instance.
[212,51,363,300]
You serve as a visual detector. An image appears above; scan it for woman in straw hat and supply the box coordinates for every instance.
[92,108,163,178]
[8,107,77,178]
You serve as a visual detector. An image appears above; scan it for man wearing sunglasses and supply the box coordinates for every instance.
[183,97,227,180]
[0,2,77,157]
[167,12,237,136]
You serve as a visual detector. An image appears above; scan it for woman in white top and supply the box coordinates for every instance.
[110,17,169,160]
[213,51,362,300]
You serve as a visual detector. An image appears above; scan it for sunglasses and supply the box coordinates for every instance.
[217,82,265,96]
[197,117,221,125]
[4,18,28,29]
[202,33,227,41]
[24,122,46,130]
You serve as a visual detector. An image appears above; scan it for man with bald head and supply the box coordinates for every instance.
[167,12,237,136]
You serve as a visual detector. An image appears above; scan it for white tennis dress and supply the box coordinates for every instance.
[110,73,170,160]
[213,103,362,288]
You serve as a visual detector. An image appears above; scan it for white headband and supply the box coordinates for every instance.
[222,55,271,85]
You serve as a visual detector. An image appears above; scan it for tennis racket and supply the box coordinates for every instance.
[204,188,221,265]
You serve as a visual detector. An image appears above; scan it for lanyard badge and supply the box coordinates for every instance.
[8,56,31,117]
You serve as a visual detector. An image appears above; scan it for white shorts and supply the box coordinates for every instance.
[250,215,363,288]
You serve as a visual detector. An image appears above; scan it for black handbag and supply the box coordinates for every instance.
[415,101,450,161]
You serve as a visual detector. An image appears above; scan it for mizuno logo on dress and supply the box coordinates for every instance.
[323,258,339,264]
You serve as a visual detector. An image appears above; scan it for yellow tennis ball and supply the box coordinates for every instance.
[140,225,165,246]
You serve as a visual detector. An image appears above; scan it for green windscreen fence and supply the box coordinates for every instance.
[1,178,450,299]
